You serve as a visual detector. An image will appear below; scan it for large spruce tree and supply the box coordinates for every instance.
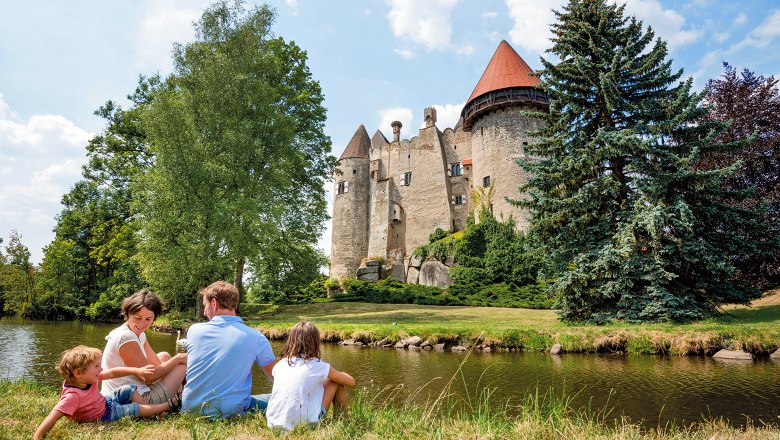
[520,0,763,322]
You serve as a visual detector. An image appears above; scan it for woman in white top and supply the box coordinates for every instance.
[266,321,355,431]
[102,289,187,405]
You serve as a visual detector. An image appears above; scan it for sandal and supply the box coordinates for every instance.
[167,390,182,412]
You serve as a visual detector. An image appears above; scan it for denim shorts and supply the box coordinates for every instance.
[101,384,140,422]
[246,393,272,414]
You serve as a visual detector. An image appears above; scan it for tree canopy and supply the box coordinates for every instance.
[699,63,780,288]
[137,0,336,310]
[519,0,764,322]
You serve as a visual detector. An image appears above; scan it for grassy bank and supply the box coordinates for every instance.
[4,379,779,440]
[240,290,780,356]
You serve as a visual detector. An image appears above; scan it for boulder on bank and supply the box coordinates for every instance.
[403,336,423,346]
[550,343,563,355]
[712,349,753,360]
[771,348,780,360]
[451,345,467,352]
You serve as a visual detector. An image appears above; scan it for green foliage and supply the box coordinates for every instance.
[251,275,330,305]
[520,0,763,322]
[429,227,448,243]
[137,1,336,310]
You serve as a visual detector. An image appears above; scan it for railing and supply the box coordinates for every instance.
[462,87,549,130]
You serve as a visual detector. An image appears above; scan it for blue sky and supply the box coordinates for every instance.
[1,0,779,264]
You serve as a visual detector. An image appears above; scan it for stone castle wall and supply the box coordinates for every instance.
[331,106,541,283]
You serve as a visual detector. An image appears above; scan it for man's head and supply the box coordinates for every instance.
[200,281,239,319]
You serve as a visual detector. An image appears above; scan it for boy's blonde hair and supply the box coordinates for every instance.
[279,321,321,365]
[58,345,102,383]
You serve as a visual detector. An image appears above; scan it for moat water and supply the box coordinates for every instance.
[2,319,778,428]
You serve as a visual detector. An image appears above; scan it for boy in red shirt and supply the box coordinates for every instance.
[34,345,179,439]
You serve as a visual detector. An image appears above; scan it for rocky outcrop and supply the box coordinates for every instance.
[418,259,452,289]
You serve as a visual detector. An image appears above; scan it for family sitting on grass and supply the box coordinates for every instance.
[34,281,355,439]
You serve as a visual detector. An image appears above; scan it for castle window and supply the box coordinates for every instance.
[483,175,491,187]
[452,195,466,205]
[399,171,412,186]
[337,181,349,194]
[353,169,357,174]
[449,162,462,177]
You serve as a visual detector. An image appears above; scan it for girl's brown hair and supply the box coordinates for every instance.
[279,321,321,364]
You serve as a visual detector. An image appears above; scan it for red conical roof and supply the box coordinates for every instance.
[339,124,371,160]
[466,40,540,104]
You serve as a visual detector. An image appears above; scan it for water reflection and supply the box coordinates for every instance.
[2,319,778,428]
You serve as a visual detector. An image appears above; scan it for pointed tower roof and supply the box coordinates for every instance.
[339,124,371,160]
[466,40,540,103]
[461,40,548,131]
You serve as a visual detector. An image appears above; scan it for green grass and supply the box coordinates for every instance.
[5,378,779,440]
[243,294,780,355]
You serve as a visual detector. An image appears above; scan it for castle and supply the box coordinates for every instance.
[329,41,549,284]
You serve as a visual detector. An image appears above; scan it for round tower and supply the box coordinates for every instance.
[461,40,549,229]
[330,124,372,281]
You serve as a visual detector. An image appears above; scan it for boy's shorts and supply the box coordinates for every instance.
[101,384,140,422]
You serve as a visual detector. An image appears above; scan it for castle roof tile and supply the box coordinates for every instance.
[340,124,371,160]
[466,40,540,104]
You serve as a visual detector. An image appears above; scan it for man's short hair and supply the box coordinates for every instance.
[200,281,239,311]
[58,345,102,383]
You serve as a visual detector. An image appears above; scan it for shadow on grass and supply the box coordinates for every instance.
[717,304,780,324]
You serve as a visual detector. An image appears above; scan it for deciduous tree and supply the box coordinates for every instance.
[138,1,335,309]
[699,63,780,288]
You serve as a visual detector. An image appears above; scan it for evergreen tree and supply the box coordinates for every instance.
[520,0,763,322]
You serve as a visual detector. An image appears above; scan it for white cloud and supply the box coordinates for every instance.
[283,0,299,16]
[418,102,464,130]
[714,32,729,43]
[386,0,458,51]
[729,10,780,51]
[0,95,91,264]
[456,45,475,56]
[133,0,210,73]
[753,10,780,39]
[378,107,413,138]
[732,13,748,27]
[619,0,703,50]
[482,11,498,20]
[394,48,415,59]
[505,0,562,54]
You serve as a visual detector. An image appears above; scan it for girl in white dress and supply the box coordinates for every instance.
[265,321,355,431]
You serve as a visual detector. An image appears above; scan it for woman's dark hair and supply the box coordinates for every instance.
[121,289,163,320]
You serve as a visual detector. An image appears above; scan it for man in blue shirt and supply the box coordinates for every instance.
[182,281,276,419]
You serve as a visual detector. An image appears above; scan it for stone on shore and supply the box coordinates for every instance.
[712,349,753,360]
[550,344,563,355]
[403,336,423,346]
[770,348,780,360]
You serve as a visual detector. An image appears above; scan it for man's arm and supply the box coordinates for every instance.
[33,409,64,440]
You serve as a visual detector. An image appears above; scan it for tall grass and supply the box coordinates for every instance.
[5,371,780,439]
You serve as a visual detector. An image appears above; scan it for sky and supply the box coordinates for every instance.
[2,0,780,265]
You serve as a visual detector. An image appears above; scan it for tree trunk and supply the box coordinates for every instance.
[233,257,245,313]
